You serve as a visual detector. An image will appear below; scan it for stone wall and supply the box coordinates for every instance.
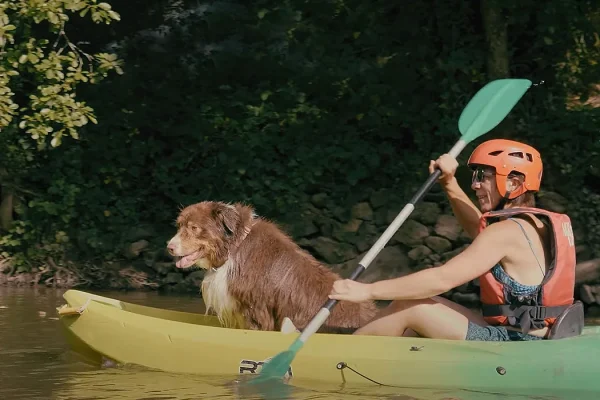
[102,187,596,313]
[2,185,598,316]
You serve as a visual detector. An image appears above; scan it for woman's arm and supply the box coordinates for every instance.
[329,221,513,302]
[429,154,482,239]
[441,177,482,240]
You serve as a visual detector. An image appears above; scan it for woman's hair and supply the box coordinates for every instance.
[504,172,536,208]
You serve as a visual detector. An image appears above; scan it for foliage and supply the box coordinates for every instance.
[0,0,122,269]
[0,0,123,147]
[1,0,599,276]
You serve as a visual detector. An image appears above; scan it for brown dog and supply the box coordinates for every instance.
[166,201,378,332]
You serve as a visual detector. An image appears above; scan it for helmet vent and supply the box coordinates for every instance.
[507,151,534,163]
[488,150,503,156]
[526,153,533,162]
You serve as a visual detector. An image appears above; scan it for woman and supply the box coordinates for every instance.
[329,139,577,341]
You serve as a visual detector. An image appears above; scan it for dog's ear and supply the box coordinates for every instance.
[211,203,239,237]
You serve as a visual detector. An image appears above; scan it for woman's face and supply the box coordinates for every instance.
[471,166,501,212]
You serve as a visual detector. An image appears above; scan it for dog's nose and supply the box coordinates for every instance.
[166,242,176,254]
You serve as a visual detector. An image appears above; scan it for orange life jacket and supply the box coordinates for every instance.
[478,207,576,332]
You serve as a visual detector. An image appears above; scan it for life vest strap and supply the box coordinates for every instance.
[482,304,570,332]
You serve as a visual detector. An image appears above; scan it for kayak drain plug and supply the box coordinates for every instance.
[496,366,506,375]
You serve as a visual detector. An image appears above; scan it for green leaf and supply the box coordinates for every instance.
[257,9,268,19]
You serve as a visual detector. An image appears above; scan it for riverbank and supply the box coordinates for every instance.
[1,188,599,316]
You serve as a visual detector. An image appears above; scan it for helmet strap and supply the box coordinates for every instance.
[493,195,508,212]
[494,181,512,212]
[493,177,512,211]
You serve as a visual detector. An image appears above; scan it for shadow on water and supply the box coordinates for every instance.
[1,285,599,400]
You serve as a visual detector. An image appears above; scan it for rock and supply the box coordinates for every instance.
[124,225,156,242]
[408,245,432,261]
[434,215,462,241]
[587,305,600,318]
[390,219,429,246]
[414,263,433,271]
[575,258,600,284]
[330,206,351,223]
[369,188,399,209]
[152,262,174,275]
[373,207,390,226]
[355,222,379,253]
[184,269,205,284]
[441,244,470,262]
[334,218,363,236]
[456,228,473,245]
[429,253,441,262]
[164,272,184,284]
[313,216,336,237]
[123,240,149,259]
[334,246,412,284]
[580,284,596,304]
[537,191,568,213]
[311,193,329,208]
[424,236,452,254]
[411,202,442,225]
[351,202,373,220]
[284,205,321,238]
[573,225,586,243]
[576,245,592,262]
[309,237,358,264]
[143,250,160,267]
[289,218,319,238]
[330,221,360,244]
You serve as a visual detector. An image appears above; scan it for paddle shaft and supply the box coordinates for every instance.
[297,138,469,342]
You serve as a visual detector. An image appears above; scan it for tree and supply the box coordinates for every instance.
[0,0,123,231]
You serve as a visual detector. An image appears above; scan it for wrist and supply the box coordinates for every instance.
[440,176,458,190]
[366,282,377,301]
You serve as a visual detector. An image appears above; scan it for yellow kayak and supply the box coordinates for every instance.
[57,289,600,394]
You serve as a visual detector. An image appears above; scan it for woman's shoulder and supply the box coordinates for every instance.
[507,213,546,233]
[478,217,537,245]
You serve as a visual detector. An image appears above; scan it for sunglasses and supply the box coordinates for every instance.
[472,167,496,184]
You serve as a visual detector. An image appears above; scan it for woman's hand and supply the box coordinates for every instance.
[329,279,373,303]
[429,154,459,185]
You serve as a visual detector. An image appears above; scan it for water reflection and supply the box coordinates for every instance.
[0,286,597,400]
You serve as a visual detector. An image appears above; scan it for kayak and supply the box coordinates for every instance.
[57,289,600,394]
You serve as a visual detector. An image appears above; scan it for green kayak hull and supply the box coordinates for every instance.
[57,289,600,394]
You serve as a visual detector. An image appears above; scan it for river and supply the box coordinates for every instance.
[0,285,597,400]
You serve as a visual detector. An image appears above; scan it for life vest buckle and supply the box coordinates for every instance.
[532,306,546,320]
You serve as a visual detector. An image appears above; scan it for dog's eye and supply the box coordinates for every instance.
[190,225,200,233]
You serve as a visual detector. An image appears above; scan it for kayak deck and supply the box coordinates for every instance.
[57,289,600,392]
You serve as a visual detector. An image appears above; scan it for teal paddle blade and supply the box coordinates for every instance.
[458,79,532,143]
[250,339,303,383]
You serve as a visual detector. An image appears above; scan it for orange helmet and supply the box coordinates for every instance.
[467,139,543,199]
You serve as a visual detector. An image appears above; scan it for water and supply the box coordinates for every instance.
[0,286,596,400]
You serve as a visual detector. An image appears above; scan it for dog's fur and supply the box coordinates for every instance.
[167,201,378,332]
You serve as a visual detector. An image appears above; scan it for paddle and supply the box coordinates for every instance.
[252,78,533,382]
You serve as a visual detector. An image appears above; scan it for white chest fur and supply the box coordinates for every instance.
[201,259,244,328]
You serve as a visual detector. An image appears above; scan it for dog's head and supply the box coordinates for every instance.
[166,201,253,270]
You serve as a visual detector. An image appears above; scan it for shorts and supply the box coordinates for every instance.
[465,321,544,342]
